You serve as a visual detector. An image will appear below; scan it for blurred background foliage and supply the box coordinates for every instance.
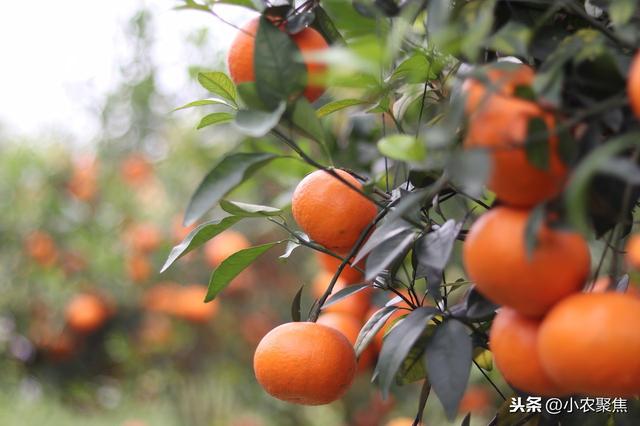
[0,1,578,425]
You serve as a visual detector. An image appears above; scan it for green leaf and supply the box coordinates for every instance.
[375,306,438,398]
[317,99,366,117]
[424,319,472,420]
[487,21,531,57]
[185,152,279,226]
[289,98,326,142]
[525,117,550,171]
[291,285,304,322]
[233,102,286,137]
[463,287,497,321]
[254,16,307,109]
[565,132,640,234]
[160,216,242,273]
[236,82,269,110]
[524,204,545,258]
[206,241,283,301]
[173,99,236,112]
[392,52,441,83]
[197,72,238,106]
[378,135,426,162]
[219,199,283,217]
[322,284,370,309]
[312,6,346,45]
[196,112,235,129]
[354,306,398,357]
[609,0,636,26]
[365,228,416,281]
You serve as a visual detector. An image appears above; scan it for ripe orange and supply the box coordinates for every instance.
[121,153,153,186]
[67,155,98,202]
[142,282,181,314]
[174,285,219,323]
[459,385,492,414]
[124,223,162,254]
[127,253,152,284]
[253,321,356,405]
[628,50,640,118]
[65,293,109,334]
[228,17,329,102]
[204,230,251,267]
[25,230,58,267]
[316,251,364,284]
[625,234,640,270]
[464,94,567,207]
[463,206,590,317]
[317,312,375,372]
[385,418,420,426]
[538,292,640,397]
[463,64,535,113]
[490,307,566,396]
[292,169,377,252]
[312,271,372,320]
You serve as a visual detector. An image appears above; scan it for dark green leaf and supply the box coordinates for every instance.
[322,284,370,309]
[525,117,550,171]
[461,413,471,426]
[447,150,491,199]
[160,216,242,273]
[424,319,472,420]
[220,199,283,217]
[365,228,417,281]
[185,152,279,226]
[312,6,346,45]
[487,21,531,57]
[236,82,269,110]
[524,204,545,258]
[206,241,282,301]
[415,220,462,300]
[289,98,325,142]
[354,216,415,264]
[196,112,235,129]
[254,16,306,108]
[197,72,238,106]
[234,102,286,137]
[464,287,497,321]
[291,285,304,322]
[376,307,438,397]
[354,306,398,357]
[392,52,440,83]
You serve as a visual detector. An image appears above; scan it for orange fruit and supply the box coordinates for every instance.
[312,271,372,319]
[317,312,375,372]
[174,285,219,323]
[459,385,492,414]
[65,293,109,334]
[292,169,377,252]
[138,313,174,347]
[25,230,58,267]
[463,64,535,113]
[628,50,640,118]
[463,206,590,317]
[490,307,566,396]
[204,230,251,267]
[67,155,98,202]
[124,223,162,253]
[625,233,640,270]
[121,153,153,186]
[316,251,364,284]
[464,94,567,207]
[538,292,640,397]
[253,321,356,405]
[385,418,420,426]
[227,17,329,102]
[127,253,152,284]
[142,282,181,314]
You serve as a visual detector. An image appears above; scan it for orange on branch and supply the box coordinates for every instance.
[312,271,372,320]
[625,234,640,270]
[538,292,640,397]
[292,169,377,252]
[227,17,329,102]
[464,94,567,207]
[463,207,590,317]
[628,50,640,118]
[490,307,567,396]
[316,251,364,284]
[463,64,535,113]
[317,312,376,372]
[253,322,356,405]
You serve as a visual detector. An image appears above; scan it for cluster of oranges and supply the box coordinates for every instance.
[254,169,379,405]
[462,63,640,398]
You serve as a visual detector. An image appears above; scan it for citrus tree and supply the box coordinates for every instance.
[163,0,640,424]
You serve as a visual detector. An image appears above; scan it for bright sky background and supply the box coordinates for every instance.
[0,0,253,144]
